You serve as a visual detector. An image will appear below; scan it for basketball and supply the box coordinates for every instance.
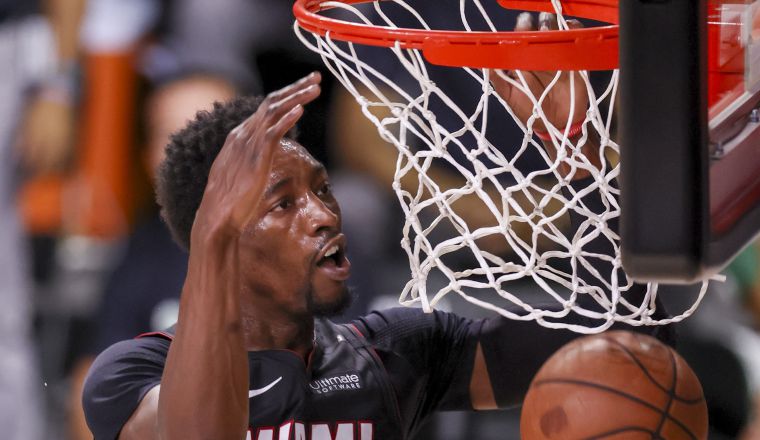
[520,330,708,439]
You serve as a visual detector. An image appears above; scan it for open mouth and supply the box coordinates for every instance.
[318,243,346,268]
[315,235,351,280]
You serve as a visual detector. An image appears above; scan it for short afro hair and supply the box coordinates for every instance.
[156,95,298,250]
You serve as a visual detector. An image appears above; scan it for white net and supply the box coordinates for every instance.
[295,0,712,333]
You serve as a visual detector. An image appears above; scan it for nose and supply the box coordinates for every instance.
[304,193,338,235]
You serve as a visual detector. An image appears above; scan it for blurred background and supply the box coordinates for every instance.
[2,0,760,438]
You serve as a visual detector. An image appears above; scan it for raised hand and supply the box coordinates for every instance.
[158,73,323,440]
[192,72,322,247]
[490,12,588,140]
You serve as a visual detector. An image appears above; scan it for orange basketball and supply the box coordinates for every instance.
[520,330,708,439]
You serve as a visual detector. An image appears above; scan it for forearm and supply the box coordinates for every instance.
[478,306,672,409]
[158,232,248,439]
[477,316,577,408]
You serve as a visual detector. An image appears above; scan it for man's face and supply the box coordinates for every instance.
[239,140,351,317]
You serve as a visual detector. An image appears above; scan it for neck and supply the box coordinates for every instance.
[239,294,315,360]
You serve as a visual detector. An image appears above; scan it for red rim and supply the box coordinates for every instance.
[294,0,619,70]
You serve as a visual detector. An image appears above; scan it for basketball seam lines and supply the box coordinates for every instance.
[654,348,678,438]
[604,337,704,404]
[656,349,700,440]
[604,336,670,391]
[531,378,698,440]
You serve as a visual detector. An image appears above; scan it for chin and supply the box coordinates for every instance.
[308,285,353,317]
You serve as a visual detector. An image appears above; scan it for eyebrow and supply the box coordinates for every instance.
[264,162,327,198]
[312,162,327,177]
[264,177,293,199]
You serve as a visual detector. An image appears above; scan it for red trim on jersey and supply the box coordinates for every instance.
[349,323,365,338]
[347,323,404,425]
[278,420,295,437]
[309,421,358,439]
[133,329,316,369]
[135,331,174,341]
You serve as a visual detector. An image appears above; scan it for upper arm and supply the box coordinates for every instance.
[118,386,160,440]
[476,316,579,409]
[473,303,673,410]
[82,338,168,440]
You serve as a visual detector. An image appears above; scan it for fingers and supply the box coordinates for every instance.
[266,71,321,104]
[219,72,321,168]
[237,72,321,136]
[566,19,583,30]
[226,72,321,158]
[254,75,321,158]
[515,12,584,32]
[264,81,321,128]
[267,104,304,144]
[538,12,559,31]
[515,12,535,32]
[514,11,556,32]
[490,69,514,99]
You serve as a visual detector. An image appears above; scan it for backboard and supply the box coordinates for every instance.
[620,0,760,283]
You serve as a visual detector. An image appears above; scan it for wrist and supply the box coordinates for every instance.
[188,205,240,254]
[535,121,603,181]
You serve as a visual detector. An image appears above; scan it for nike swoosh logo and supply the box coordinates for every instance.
[248,376,283,398]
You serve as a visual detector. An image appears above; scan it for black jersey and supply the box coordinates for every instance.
[83,301,674,440]
[83,307,481,440]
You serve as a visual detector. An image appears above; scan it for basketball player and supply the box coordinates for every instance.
[81,64,672,439]
[82,11,673,440]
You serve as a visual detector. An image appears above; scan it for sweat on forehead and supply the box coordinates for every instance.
[262,141,332,214]
[269,140,325,179]
[275,139,322,165]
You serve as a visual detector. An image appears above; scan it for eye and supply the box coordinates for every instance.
[317,182,332,197]
[272,198,293,212]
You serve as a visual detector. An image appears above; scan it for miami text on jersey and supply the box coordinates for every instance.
[246,421,374,440]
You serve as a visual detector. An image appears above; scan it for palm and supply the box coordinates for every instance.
[491,69,588,135]
[191,73,322,245]
[490,13,589,138]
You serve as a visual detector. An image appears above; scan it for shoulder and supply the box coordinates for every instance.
[352,307,479,346]
[83,336,170,439]
[351,307,429,338]
[96,334,171,363]
[84,336,170,403]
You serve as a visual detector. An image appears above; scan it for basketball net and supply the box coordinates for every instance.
[295,0,714,333]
